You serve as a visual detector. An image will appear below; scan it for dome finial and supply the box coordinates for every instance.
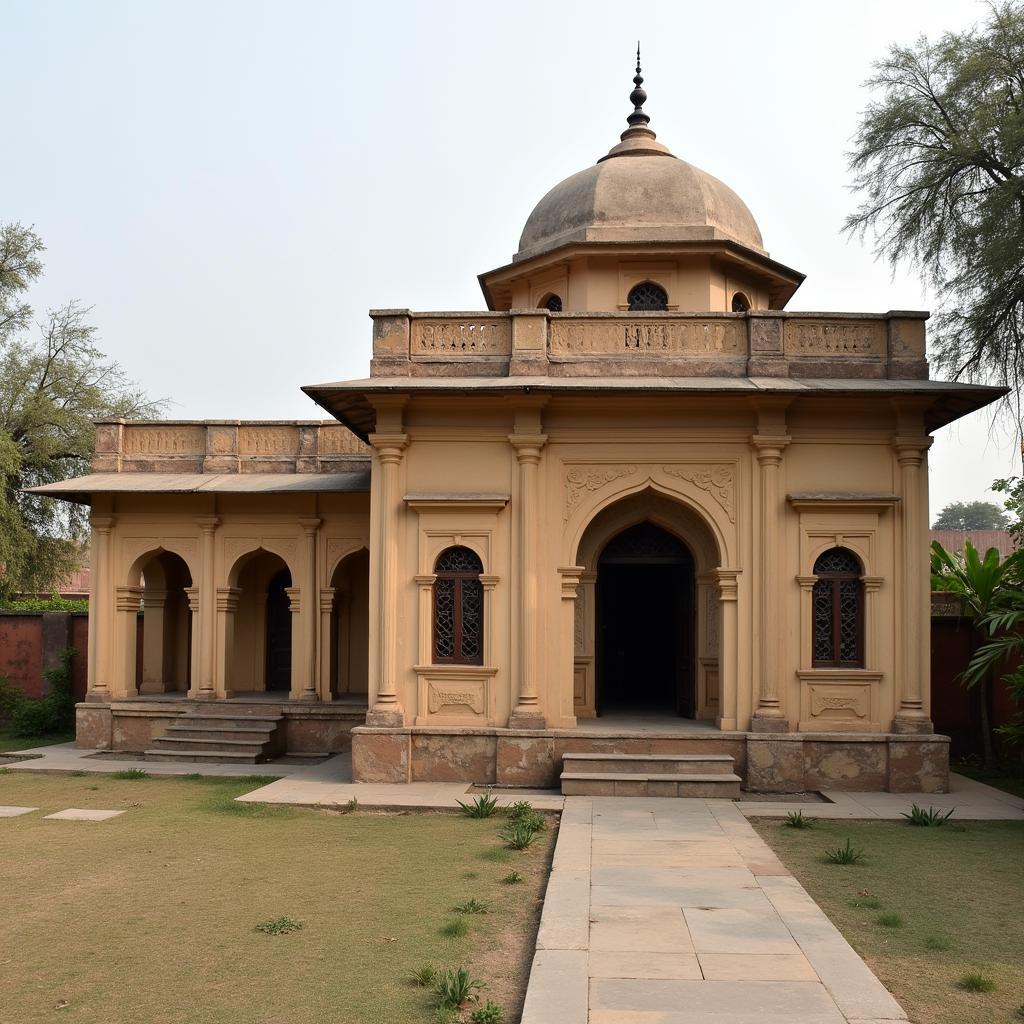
[627,41,650,128]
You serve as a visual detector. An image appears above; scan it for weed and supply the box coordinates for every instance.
[1015,1005,1024,1020]
[434,967,482,1010]
[824,839,866,865]
[440,917,469,938]
[409,964,437,987]
[499,821,539,850]
[784,810,816,829]
[87,785,99,791]
[112,768,149,780]
[343,797,359,813]
[501,871,524,885]
[0,767,9,775]
[457,793,499,818]
[69,771,87,777]
[507,801,547,832]
[848,895,882,910]
[902,803,955,827]
[470,1000,505,1024]
[925,936,952,951]
[454,897,491,915]
[255,915,303,935]
[876,911,903,928]
[957,971,995,992]
[462,871,479,880]
[479,846,512,863]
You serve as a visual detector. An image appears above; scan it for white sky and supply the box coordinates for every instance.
[3,0,1015,519]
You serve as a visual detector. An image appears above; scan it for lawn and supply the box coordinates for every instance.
[0,771,555,1024]
[953,762,1024,800]
[753,815,1024,1024]
[0,726,74,752]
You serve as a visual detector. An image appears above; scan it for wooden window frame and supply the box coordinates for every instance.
[811,550,864,669]
[432,547,484,666]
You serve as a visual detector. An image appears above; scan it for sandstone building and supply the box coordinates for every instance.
[35,64,1002,793]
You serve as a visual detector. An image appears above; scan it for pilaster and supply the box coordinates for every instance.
[297,517,321,701]
[86,514,115,702]
[196,515,219,699]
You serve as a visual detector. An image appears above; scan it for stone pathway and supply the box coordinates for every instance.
[522,797,908,1024]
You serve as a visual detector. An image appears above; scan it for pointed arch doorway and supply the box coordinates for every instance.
[596,521,695,717]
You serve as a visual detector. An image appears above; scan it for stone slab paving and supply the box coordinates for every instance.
[521,797,908,1024]
[43,808,125,821]
[0,806,38,817]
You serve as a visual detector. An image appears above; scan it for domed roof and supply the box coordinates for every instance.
[515,56,765,261]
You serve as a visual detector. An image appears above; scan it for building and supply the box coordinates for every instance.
[34,63,1003,792]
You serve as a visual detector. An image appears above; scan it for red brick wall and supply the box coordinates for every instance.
[0,612,90,702]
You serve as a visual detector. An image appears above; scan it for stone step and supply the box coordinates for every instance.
[144,709,284,764]
[178,714,282,726]
[562,752,735,775]
[144,749,264,764]
[165,724,279,742]
[560,771,742,799]
[150,736,268,756]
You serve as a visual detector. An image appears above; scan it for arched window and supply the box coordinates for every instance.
[540,294,563,312]
[433,546,484,665]
[627,281,668,311]
[812,548,864,668]
[731,292,751,312]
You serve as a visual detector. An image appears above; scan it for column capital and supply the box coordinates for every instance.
[184,586,201,613]
[796,574,817,592]
[90,513,116,533]
[284,586,301,613]
[215,586,241,613]
[557,565,585,599]
[196,515,220,533]
[862,575,884,592]
[891,435,932,465]
[750,434,791,464]
[115,586,143,612]
[508,433,548,463]
[479,573,500,591]
[298,516,322,534]
[714,568,741,600]
[368,432,408,463]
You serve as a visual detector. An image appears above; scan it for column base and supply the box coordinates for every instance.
[750,711,791,733]
[892,713,934,735]
[84,690,110,704]
[365,706,405,727]
[508,711,546,730]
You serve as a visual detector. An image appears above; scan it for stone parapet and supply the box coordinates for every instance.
[368,309,929,381]
[92,420,370,474]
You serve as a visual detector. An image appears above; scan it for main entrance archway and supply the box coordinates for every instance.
[596,522,694,716]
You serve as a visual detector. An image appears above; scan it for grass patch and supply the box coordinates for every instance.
[0,771,555,1023]
[952,762,1024,800]
[876,911,903,929]
[111,768,150,780]
[958,971,996,992]
[440,917,469,938]
[0,726,74,752]
[754,817,1024,1024]
[255,915,303,935]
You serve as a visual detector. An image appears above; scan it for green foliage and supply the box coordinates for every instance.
[0,675,24,724]
[499,821,539,850]
[11,647,76,738]
[469,1000,505,1024]
[343,797,359,813]
[902,803,956,826]
[507,801,547,833]
[457,793,499,818]
[453,897,490,915]
[478,847,511,864]
[254,915,303,936]
[439,918,468,938]
[926,935,953,951]
[848,893,882,910]
[844,4,1024,410]
[933,500,1011,531]
[824,838,866,865]
[409,964,437,988]
[111,768,149,780]
[0,596,88,612]
[433,967,482,1010]
[876,911,904,928]
[500,871,523,885]
[784,810,815,829]
[958,971,996,992]
[0,222,164,601]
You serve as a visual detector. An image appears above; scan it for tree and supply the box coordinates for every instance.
[845,3,1024,420]
[932,499,1011,529]
[0,222,163,601]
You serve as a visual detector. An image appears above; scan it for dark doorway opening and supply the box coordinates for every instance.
[596,522,694,716]
[265,569,292,692]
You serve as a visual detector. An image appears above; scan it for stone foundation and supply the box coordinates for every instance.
[351,726,950,793]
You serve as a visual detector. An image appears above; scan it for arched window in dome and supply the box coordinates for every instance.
[432,546,484,665]
[731,292,751,313]
[540,294,563,312]
[812,547,864,668]
[627,281,668,311]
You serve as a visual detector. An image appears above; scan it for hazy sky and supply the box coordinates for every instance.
[4,0,1015,518]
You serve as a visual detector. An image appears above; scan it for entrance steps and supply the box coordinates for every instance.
[559,751,741,798]
[145,711,284,764]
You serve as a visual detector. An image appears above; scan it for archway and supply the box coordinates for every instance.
[596,522,694,716]
[328,548,370,699]
[228,550,292,694]
[133,550,193,695]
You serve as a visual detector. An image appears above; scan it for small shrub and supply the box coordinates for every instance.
[1014,1004,1024,1020]
[784,810,815,829]
[457,793,499,818]
[11,648,76,738]
[434,967,482,1010]
[925,936,952,951]
[255,915,303,935]
[0,596,88,613]
[824,839,866,865]
[958,971,995,992]
[470,1001,505,1024]
[499,821,539,850]
[902,803,955,827]
[87,784,98,791]
[876,911,903,928]
[409,964,437,987]
[112,768,149,780]
[501,871,524,885]
[0,676,25,724]
[440,917,469,938]
[454,897,491,915]
[848,895,882,910]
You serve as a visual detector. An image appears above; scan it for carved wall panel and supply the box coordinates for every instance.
[238,426,299,456]
[663,464,736,523]
[551,318,743,356]
[319,426,370,455]
[563,465,639,522]
[785,320,885,357]
[411,319,512,356]
[124,426,205,456]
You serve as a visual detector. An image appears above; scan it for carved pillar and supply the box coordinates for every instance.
[508,432,548,728]
[716,569,740,731]
[285,586,303,700]
[862,576,883,671]
[185,586,200,698]
[366,433,408,725]
[318,587,336,701]
[751,434,791,731]
[297,517,321,701]
[114,586,143,698]
[86,514,115,702]
[557,566,584,727]
[414,574,435,666]
[196,516,219,699]
[214,587,240,698]
[138,589,168,694]
[893,436,933,732]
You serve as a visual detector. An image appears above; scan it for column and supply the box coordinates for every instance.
[285,586,303,701]
[114,586,143,698]
[297,517,321,701]
[86,514,115,702]
[508,432,548,729]
[318,587,336,701]
[214,587,240,698]
[893,437,933,732]
[751,434,791,731]
[366,434,408,725]
[185,586,200,697]
[716,568,740,731]
[557,566,584,727]
[196,515,219,699]
[138,589,168,694]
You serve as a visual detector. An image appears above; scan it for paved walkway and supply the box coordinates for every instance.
[523,797,909,1024]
